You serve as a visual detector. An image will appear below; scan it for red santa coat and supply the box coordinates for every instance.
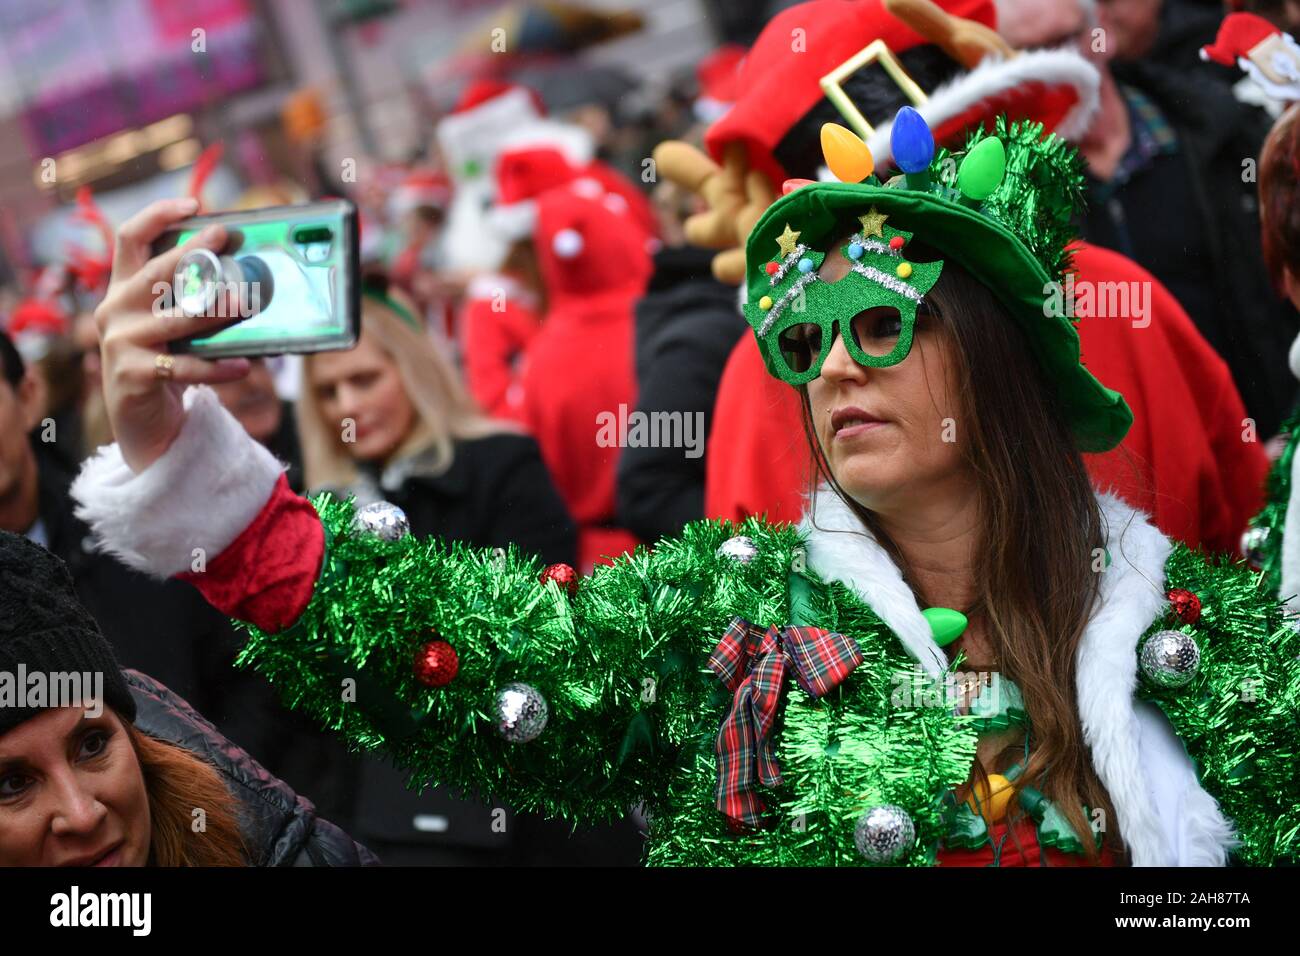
[459,275,542,426]
[705,242,1270,556]
[518,184,651,572]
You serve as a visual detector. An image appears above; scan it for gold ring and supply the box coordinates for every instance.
[154,353,176,379]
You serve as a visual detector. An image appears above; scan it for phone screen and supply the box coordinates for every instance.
[151,200,359,357]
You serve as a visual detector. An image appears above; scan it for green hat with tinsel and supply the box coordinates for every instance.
[741,109,1132,454]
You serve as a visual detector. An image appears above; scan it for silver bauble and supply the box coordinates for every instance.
[495,682,549,743]
[1139,629,1201,689]
[1240,526,1270,569]
[853,804,915,864]
[716,535,759,564]
[352,501,410,541]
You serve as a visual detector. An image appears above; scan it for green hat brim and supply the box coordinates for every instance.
[746,182,1132,453]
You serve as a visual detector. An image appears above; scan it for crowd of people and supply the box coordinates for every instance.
[3,0,1300,869]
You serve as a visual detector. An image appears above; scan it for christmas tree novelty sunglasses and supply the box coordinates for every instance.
[746,213,944,386]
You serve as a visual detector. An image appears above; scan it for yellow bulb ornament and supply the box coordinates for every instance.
[820,123,875,183]
[967,773,1016,824]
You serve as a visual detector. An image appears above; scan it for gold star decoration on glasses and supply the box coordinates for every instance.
[859,207,889,237]
[775,223,802,258]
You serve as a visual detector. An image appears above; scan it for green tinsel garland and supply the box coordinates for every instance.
[1138,542,1300,865]
[238,495,977,864]
[968,117,1087,281]
[1245,408,1300,597]
[237,497,1300,865]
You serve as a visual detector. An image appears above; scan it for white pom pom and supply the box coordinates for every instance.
[570,177,604,199]
[552,228,584,258]
[602,192,629,215]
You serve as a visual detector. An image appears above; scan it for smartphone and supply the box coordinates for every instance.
[150,199,360,358]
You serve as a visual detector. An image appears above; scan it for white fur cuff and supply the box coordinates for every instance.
[70,385,284,578]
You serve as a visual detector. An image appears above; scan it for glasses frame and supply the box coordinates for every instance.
[765,293,924,385]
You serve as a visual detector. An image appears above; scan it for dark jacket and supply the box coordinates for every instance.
[348,431,579,567]
[330,432,641,863]
[616,245,747,542]
[126,670,378,866]
[1085,60,1299,437]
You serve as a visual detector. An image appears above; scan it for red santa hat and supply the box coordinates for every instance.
[453,79,547,116]
[487,146,578,241]
[695,44,747,124]
[7,298,69,338]
[436,82,594,271]
[704,0,1099,182]
[533,182,653,306]
[1200,12,1300,101]
[1201,12,1282,66]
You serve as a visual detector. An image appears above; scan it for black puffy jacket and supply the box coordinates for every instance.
[126,670,379,866]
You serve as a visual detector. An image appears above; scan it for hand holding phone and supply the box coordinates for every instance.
[94,198,253,473]
[150,199,360,359]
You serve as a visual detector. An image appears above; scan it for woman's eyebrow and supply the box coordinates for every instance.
[0,755,31,773]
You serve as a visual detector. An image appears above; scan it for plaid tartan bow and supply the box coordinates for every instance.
[708,615,864,827]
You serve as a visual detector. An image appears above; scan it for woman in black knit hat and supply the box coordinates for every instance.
[0,531,375,866]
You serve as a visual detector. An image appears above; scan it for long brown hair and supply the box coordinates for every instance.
[1260,103,1300,293]
[800,254,1121,860]
[125,723,247,866]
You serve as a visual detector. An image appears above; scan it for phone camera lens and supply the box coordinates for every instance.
[174,248,273,318]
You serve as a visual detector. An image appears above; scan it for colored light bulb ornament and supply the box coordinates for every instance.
[891,106,935,191]
[956,137,1007,208]
[820,122,875,183]
[922,607,967,647]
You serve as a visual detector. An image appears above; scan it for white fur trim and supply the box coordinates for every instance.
[435,88,545,173]
[69,386,283,578]
[1135,701,1236,865]
[798,484,1235,864]
[799,487,948,675]
[1074,491,1175,865]
[866,48,1101,163]
[486,200,537,242]
[1282,449,1300,614]
[1239,56,1300,102]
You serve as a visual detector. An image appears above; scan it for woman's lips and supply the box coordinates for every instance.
[61,841,123,867]
[830,406,887,440]
[91,845,122,867]
[833,420,887,441]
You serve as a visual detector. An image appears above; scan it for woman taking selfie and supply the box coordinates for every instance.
[74,114,1299,867]
[0,532,374,867]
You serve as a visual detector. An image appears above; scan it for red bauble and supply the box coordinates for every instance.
[889,236,905,250]
[539,562,580,597]
[414,638,459,687]
[765,261,779,275]
[1167,588,1202,625]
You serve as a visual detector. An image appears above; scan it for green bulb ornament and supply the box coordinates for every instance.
[923,607,968,647]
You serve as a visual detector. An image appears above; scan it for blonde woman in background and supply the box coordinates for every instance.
[297,281,577,566]
[295,278,641,866]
